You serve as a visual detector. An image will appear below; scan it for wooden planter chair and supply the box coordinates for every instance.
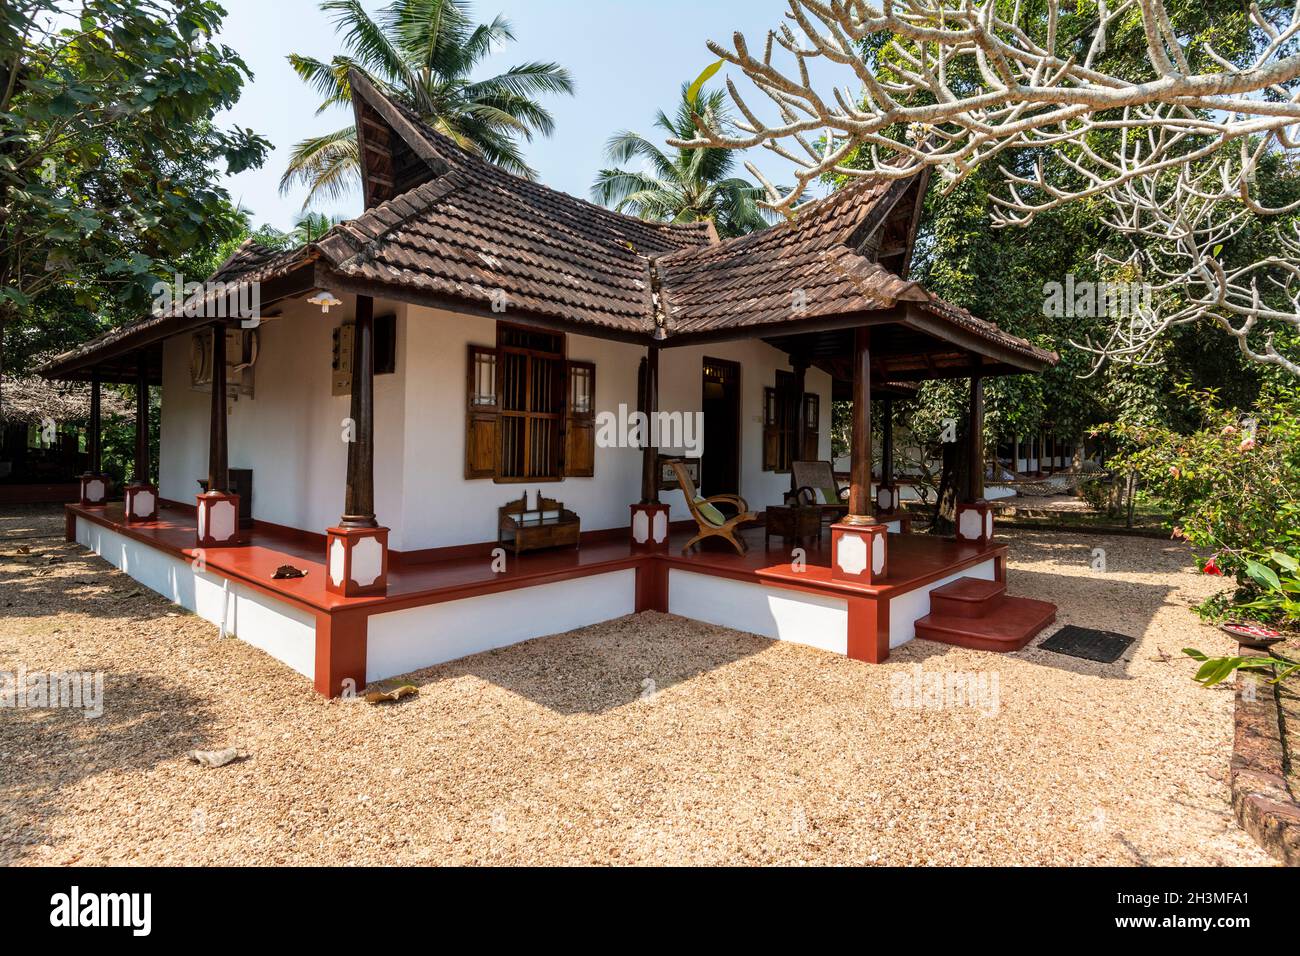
[668,459,758,555]
[790,460,850,524]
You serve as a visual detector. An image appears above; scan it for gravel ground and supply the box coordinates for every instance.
[0,505,1275,866]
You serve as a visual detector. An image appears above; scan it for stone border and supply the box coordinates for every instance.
[1230,644,1300,865]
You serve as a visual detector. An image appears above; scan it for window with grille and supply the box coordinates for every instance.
[464,323,595,481]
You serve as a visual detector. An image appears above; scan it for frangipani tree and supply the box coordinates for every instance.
[673,0,1300,375]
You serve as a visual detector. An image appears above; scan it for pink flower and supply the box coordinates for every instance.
[1169,466,1181,478]
[1203,557,1223,576]
[1239,436,1256,451]
[1221,425,1238,436]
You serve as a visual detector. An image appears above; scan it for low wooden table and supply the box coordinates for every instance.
[764,504,822,549]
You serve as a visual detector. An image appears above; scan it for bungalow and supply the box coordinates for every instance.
[40,72,1059,697]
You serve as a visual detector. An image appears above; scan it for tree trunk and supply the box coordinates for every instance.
[930,422,971,535]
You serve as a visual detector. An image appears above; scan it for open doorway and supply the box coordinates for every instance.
[701,357,741,496]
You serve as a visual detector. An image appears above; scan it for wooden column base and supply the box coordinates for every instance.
[79,474,108,507]
[325,526,390,597]
[124,483,158,523]
[954,499,994,547]
[196,491,242,549]
[830,521,889,584]
[875,482,901,514]
[629,503,670,551]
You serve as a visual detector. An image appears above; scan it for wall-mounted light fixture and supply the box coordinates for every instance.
[308,289,343,313]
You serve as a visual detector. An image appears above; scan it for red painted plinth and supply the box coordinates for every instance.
[629,503,671,552]
[325,525,390,597]
[314,607,368,698]
[847,595,890,663]
[124,483,159,523]
[195,491,242,549]
[79,474,108,507]
[954,499,994,547]
[830,521,889,585]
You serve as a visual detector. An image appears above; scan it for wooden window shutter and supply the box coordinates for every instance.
[563,360,596,477]
[465,344,499,479]
[801,393,820,461]
[762,386,781,471]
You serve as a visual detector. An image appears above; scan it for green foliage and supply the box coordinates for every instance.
[0,0,267,375]
[282,0,574,206]
[1107,382,1300,620]
[1182,647,1300,688]
[1077,474,1125,518]
[591,83,774,238]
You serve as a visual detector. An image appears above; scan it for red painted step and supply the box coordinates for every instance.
[928,577,1006,619]
[916,575,1057,652]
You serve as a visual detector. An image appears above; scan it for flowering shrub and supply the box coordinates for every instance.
[1106,382,1300,622]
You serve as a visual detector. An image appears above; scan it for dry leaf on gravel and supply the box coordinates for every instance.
[364,685,418,704]
[188,748,247,768]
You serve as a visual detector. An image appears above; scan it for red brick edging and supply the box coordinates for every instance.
[1231,644,1300,865]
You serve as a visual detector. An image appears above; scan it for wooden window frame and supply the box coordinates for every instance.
[464,322,596,482]
[763,372,820,472]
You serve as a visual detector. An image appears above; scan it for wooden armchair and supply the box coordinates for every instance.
[668,459,758,555]
[790,460,850,523]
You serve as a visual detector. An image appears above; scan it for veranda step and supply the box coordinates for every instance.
[928,576,1007,619]
[914,596,1057,653]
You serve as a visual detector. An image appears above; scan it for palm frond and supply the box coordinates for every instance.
[320,0,420,95]
[602,131,678,183]
[278,125,361,209]
[287,54,351,113]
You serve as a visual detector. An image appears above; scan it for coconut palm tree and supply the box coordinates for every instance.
[591,84,774,238]
[281,0,574,207]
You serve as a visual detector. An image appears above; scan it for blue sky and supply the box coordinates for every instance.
[213,0,839,231]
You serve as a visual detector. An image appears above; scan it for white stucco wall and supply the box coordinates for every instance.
[159,295,410,548]
[397,305,833,549]
[159,298,833,552]
[656,339,833,525]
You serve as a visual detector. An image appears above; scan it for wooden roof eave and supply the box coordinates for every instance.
[316,264,656,347]
[39,260,318,382]
[897,302,1054,375]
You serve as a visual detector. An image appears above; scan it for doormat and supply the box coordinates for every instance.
[1039,625,1134,664]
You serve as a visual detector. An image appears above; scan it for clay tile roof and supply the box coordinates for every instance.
[313,94,715,335]
[653,179,928,336]
[41,79,1056,380]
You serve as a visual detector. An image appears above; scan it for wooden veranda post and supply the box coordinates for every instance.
[954,361,993,546]
[829,327,889,657]
[789,354,808,495]
[877,395,900,515]
[639,346,659,506]
[631,344,670,551]
[124,352,158,522]
[342,294,377,527]
[966,367,984,502]
[77,368,107,506]
[207,321,228,495]
[846,327,872,524]
[195,322,241,548]
[829,327,889,598]
[325,294,389,602]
